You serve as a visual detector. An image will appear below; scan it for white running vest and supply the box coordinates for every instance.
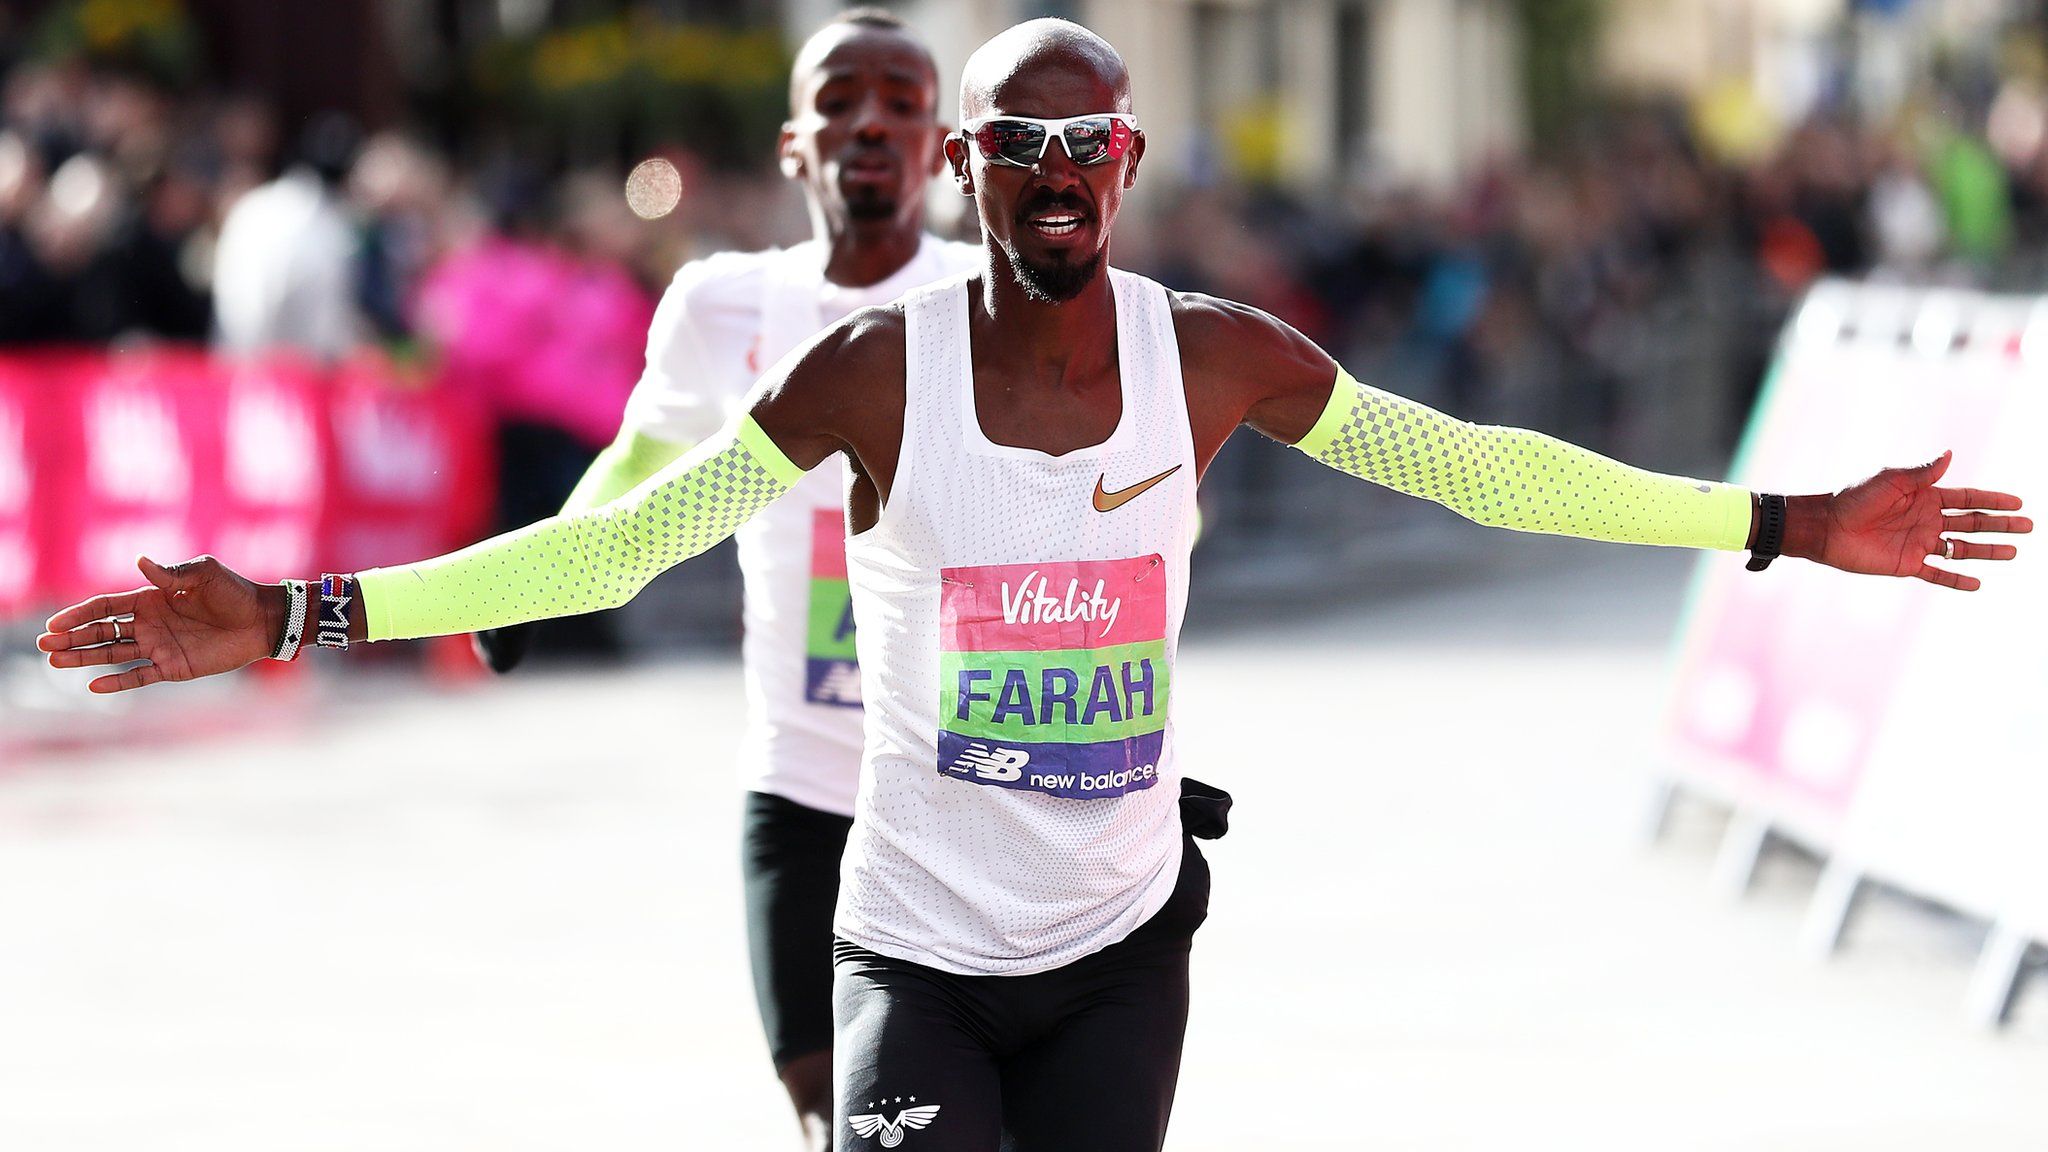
[837,268,1199,975]
[621,237,978,817]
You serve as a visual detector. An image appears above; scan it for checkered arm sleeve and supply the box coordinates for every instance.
[558,429,691,515]
[356,416,803,642]
[1293,369,1752,550]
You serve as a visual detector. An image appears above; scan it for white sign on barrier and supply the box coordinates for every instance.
[1824,296,2047,1022]
[1660,282,2004,849]
[1659,281,2045,1023]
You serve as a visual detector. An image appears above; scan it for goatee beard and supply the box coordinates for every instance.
[1002,239,1101,303]
[845,191,897,222]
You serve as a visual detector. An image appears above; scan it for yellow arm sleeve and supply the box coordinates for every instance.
[559,429,692,515]
[356,416,802,641]
[1294,369,1752,550]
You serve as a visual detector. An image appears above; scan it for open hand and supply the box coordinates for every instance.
[1811,452,2030,591]
[37,556,280,693]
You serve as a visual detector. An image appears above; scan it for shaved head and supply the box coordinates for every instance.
[959,18,1132,122]
[789,11,938,115]
[778,11,946,268]
[946,19,1145,305]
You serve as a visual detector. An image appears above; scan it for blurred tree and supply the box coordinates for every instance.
[30,0,201,88]
[470,12,786,169]
[1514,0,1605,155]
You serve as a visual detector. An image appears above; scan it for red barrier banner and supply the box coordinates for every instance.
[217,358,329,582]
[322,358,494,574]
[3,347,493,616]
[66,349,220,595]
[0,354,54,617]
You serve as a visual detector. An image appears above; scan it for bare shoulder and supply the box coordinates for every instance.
[1167,290,1280,347]
[1166,290,1337,449]
[841,301,910,354]
[1168,291,1327,378]
[757,302,904,404]
[750,302,909,471]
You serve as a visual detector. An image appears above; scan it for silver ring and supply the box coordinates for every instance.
[1942,538,1956,561]
[111,618,124,643]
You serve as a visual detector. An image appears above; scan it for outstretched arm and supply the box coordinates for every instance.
[357,415,799,640]
[1176,295,2028,588]
[471,427,694,673]
[37,416,800,692]
[474,255,736,673]
[1295,365,1754,549]
[38,309,900,693]
[551,260,741,517]
[560,429,693,515]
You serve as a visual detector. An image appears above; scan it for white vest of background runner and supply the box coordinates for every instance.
[837,268,1199,975]
[619,236,980,816]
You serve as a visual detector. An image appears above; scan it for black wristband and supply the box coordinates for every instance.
[316,573,356,650]
[1745,493,1786,571]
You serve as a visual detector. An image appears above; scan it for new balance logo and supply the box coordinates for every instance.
[811,663,863,704]
[944,744,1028,782]
[848,1103,941,1147]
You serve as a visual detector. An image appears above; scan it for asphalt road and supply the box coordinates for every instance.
[4,541,2043,1150]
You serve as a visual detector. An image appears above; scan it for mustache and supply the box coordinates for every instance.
[1016,190,1091,222]
[839,145,898,168]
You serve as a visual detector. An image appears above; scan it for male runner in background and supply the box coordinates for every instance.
[42,19,2029,1151]
[470,11,975,1149]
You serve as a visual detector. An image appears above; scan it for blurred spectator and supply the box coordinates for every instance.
[0,128,62,341]
[66,150,212,340]
[1,23,2045,481]
[1786,120,1872,275]
[414,170,655,517]
[211,111,362,361]
[349,129,452,343]
[521,172,660,450]
[0,63,211,344]
[26,154,125,330]
[1925,121,2013,270]
[210,94,279,208]
[407,168,657,656]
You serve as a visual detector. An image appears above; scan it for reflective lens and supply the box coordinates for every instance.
[976,120,1050,167]
[969,116,1135,167]
[1059,117,1119,164]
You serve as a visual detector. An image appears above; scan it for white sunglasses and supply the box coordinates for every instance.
[959,114,1140,167]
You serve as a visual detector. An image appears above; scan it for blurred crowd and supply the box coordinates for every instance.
[0,58,797,580]
[1138,103,2048,467]
[6,58,2048,480]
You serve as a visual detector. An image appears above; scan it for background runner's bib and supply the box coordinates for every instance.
[619,237,975,817]
[838,269,1199,975]
[803,506,861,705]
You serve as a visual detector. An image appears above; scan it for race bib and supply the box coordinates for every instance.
[938,555,1168,799]
[804,508,860,706]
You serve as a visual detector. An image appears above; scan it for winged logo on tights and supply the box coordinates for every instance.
[847,1103,942,1147]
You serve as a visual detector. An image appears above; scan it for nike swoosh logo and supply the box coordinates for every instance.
[1093,465,1182,512]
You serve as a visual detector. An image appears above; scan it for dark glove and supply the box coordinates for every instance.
[471,621,536,675]
[1178,777,1233,840]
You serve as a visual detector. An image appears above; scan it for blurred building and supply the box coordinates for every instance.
[782,0,2043,197]
[8,0,406,129]
[1606,0,2044,136]
[790,0,1523,194]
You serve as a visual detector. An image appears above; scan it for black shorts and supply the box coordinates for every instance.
[832,836,1212,1152]
[740,789,854,1069]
